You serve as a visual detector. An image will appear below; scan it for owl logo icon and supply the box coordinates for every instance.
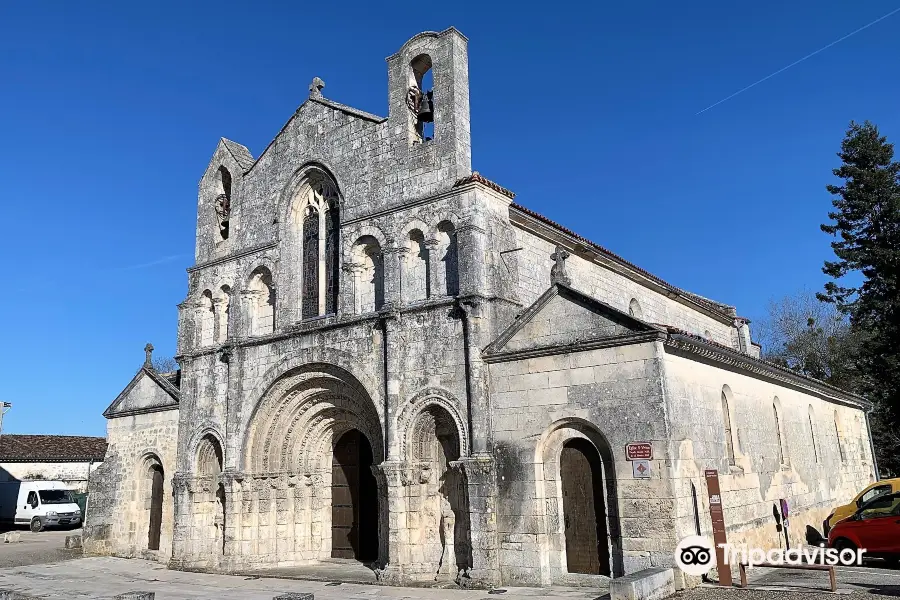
[675,535,715,576]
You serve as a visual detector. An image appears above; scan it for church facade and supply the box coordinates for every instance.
[84,28,877,588]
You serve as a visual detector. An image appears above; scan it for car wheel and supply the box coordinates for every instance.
[30,518,43,533]
[834,538,857,552]
[884,556,900,568]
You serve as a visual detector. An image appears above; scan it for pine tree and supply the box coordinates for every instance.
[819,121,900,476]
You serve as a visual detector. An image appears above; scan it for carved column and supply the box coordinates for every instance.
[211,297,225,343]
[424,238,441,297]
[396,246,410,304]
[239,289,259,337]
[340,262,362,316]
[456,455,500,588]
[382,241,402,309]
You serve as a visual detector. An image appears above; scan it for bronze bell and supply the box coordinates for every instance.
[417,90,434,123]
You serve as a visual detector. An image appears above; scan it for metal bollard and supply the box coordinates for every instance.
[272,594,314,600]
[114,593,155,600]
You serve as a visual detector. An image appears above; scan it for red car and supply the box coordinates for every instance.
[828,491,900,565]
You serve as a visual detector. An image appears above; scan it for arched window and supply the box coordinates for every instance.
[404,229,429,302]
[773,398,787,466]
[293,171,339,319]
[352,236,384,313]
[199,290,214,347]
[302,206,320,318]
[808,405,818,463]
[248,268,275,335]
[721,385,736,465]
[216,285,231,343]
[215,167,232,241]
[628,298,643,319]
[834,411,846,462]
[436,221,459,296]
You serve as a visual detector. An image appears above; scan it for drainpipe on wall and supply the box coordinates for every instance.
[865,410,880,481]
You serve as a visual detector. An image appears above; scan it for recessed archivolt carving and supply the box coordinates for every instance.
[195,432,224,477]
[244,363,383,474]
[396,388,468,460]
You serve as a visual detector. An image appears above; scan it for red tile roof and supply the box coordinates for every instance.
[0,435,107,463]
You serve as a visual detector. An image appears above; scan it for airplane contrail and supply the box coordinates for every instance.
[696,6,900,115]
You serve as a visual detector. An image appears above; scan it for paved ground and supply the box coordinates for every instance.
[0,557,608,600]
[0,543,898,599]
[0,527,81,568]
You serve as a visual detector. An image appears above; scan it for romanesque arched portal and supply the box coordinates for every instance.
[240,363,384,566]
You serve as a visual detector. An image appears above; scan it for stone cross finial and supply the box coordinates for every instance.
[144,343,154,367]
[549,245,571,286]
[309,77,325,98]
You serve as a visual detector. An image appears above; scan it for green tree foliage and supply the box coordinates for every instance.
[819,121,900,476]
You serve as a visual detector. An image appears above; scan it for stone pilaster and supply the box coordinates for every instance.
[424,238,441,297]
[168,473,192,570]
[382,242,402,308]
[372,460,410,584]
[456,454,500,588]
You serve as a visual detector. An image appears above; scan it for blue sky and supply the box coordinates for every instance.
[2,1,899,436]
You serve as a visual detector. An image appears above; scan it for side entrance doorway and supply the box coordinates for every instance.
[331,429,379,561]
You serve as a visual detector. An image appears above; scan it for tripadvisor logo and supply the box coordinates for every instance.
[674,535,867,576]
[674,535,715,576]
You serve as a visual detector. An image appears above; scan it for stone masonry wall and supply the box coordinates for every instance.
[514,225,737,347]
[661,351,874,567]
[488,341,674,585]
[84,409,179,562]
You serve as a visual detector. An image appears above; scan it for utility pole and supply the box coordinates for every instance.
[0,402,10,439]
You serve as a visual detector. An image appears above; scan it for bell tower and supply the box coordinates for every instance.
[386,28,471,180]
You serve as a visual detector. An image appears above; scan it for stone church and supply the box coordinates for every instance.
[84,28,877,588]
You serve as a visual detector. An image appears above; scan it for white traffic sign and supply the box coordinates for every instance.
[632,459,651,479]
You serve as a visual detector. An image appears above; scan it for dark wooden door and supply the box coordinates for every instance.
[148,465,164,551]
[332,430,379,560]
[561,439,609,575]
[332,430,360,559]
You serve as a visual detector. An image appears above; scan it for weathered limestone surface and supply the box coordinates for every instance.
[84,27,874,590]
[608,567,675,600]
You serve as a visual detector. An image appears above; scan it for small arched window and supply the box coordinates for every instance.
[351,236,384,314]
[834,411,846,463]
[721,385,736,465]
[248,268,275,335]
[808,405,818,463]
[404,229,429,302]
[215,167,232,241]
[773,398,787,466]
[628,298,643,319]
[199,290,215,347]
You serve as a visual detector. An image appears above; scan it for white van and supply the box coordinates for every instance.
[0,481,82,532]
